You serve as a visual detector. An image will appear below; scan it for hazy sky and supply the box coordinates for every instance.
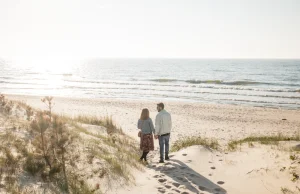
[0,0,299,65]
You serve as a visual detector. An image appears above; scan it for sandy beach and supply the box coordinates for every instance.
[4,94,300,194]
[7,94,300,143]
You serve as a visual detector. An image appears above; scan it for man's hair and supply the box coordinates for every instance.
[157,103,164,109]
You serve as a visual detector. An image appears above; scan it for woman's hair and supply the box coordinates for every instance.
[140,108,150,120]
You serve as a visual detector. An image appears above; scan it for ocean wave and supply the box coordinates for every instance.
[64,79,300,93]
[221,98,300,105]
[150,79,179,82]
[186,80,223,84]
[186,80,272,85]
[0,76,15,80]
[63,85,300,99]
[0,81,45,85]
[187,80,300,87]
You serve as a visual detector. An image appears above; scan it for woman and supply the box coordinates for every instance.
[137,108,155,162]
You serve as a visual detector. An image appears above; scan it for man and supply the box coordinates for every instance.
[155,103,172,163]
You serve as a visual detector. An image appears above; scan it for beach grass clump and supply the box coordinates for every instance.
[171,136,219,152]
[0,94,14,115]
[73,115,124,134]
[227,134,300,151]
[281,187,295,194]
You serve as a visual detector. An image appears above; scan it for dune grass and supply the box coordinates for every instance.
[171,136,219,152]
[0,95,141,193]
[73,115,124,134]
[281,187,300,194]
[227,134,300,151]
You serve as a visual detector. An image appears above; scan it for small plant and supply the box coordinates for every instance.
[171,136,219,152]
[23,154,45,176]
[291,172,299,182]
[227,134,300,151]
[25,105,33,121]
[41,96,54,122]
[281,187,293,194]
[280,167,286,172]
[0,95,13,115]
[290,155,297,161]
[248,142,254,148]
[73,115,124,134]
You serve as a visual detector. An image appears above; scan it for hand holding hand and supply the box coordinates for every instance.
[154,135,159,139]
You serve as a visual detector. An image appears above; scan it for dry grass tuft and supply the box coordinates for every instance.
[171,136,219,152]
[73,115,124,135]
[227,134,300,151]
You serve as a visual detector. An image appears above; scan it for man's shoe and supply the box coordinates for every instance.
[159,159,164,163]
[165,156,170,161]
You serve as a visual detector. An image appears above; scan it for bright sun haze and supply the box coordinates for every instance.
[0,0,300,66]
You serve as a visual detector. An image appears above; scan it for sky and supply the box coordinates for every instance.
[0,0,299,66]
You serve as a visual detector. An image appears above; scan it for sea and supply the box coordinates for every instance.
[0,58,300,109]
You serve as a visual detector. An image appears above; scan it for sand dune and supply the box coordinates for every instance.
[5,94,300,194]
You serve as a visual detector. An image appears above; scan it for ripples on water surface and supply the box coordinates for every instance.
[0,58,299,109]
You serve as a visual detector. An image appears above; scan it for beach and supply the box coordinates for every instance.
[7,94,300,143]
[5,94,300,194]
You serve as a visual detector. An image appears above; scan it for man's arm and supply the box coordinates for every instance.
[155,114,161,135]
[169,114,172,131]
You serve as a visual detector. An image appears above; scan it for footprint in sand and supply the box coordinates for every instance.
[211,167,216,170]
[158,189,166,193]
[172,182,181,188]
[209,161,213,163]
[198,186,207,191]
[217,181,225,185]
[158,179,167,183]
[208,174,212,176]
[219,159,223,161]
[172,189,181,193]
[215,188,222,192]
[164,185,172,189]
[182,153,187,156]
[181,192,189,194]
[153,175,160,178]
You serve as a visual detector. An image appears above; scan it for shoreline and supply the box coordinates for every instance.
[5,94,300,144]
[2,92,300,111]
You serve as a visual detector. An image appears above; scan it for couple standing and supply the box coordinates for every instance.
[137,103,172,163]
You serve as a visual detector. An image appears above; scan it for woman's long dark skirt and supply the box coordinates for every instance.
[140,133,154,152]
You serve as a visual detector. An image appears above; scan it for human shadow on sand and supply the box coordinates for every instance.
[149,158,227,194]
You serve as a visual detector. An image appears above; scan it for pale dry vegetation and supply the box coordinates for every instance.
[171,136,219,152]
[0,94,142,194]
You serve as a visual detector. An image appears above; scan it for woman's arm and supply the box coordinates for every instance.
[149,119,155,134]
[137,119,142,129]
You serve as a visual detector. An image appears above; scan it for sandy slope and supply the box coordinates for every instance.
[5,94,300,194]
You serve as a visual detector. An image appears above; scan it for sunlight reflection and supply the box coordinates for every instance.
[12,56,77,74]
